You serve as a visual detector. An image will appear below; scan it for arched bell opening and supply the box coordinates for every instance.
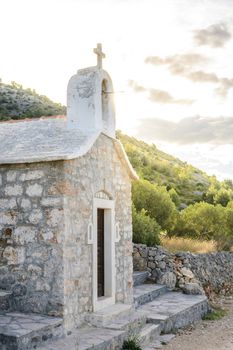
[102,79,110,124]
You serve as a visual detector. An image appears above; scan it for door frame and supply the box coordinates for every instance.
[92,198,116,311]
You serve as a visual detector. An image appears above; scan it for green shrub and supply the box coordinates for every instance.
[132,180,177,230]
[171,202,233,251]
[132,205,161,246]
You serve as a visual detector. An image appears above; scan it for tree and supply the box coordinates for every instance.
[213,188,231,207]
[223,179,233,190]
[132,205,161,246]
[168,188,180,207]
[171,201,233,250]
[132,180,177,230]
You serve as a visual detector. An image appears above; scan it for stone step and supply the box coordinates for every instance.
[38,326,126,350]
[0,290,12,312]
[134,284,167,308]
[85,303,133,327]
[0,312,63,350]
[139,291,209,333]
[143,334,176,350]
[38,292,209,350]
[105,309,148,332]
[133,271,150,286]
[139,323,161,347]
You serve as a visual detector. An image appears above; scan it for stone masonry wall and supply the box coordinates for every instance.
[62,134,133,329]
[0,162,65,316]
[0,133,133,331]
[133,244,233,296]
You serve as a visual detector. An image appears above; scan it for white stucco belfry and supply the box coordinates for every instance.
[67,67,116,138]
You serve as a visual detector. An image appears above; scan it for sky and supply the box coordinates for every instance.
[1,0,233,180]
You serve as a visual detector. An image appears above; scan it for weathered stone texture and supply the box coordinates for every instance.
[62,134,133,329]
[0,162,66,318]
[133,244,233,295]
[0,134,133,331]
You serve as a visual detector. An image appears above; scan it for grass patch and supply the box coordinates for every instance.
[203,307,228,321]
[122,339,142,350]
[161,236,216,254]
[122,334,142,350]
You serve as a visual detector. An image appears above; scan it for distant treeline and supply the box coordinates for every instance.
[0,79,66,120]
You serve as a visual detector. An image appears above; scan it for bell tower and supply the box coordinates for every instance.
[67,44,116,138]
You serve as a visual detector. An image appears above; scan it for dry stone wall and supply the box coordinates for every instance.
[133,244,233,296]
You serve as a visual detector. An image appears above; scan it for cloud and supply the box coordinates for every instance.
[128,80,194,105]
[149,89,194,105]
[187,70,219,83]
[136,116,233,145]
[128,80,146,92]
[194,23,232,48]
[145,53,207,75]
[145,53,233,97]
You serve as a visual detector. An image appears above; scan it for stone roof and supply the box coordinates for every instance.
[0,116,138,179]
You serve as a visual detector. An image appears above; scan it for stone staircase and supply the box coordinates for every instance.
[0,272,209,350]
[0,312,63,350]
[0,289,63,350]
[0,289,12,312]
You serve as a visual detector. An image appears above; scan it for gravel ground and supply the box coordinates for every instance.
[160,296,233,350]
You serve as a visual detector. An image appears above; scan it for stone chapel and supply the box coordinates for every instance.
[0,45,210,350]
[0,44,137,332]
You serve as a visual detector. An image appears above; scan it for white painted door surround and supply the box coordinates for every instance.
[92,197,116,311]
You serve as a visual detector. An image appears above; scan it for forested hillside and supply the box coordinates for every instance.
[0,80,66,120]
[117,131,233,250]
[117,131,212,207]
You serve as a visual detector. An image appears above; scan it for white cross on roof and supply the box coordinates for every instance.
[93,43,105,68]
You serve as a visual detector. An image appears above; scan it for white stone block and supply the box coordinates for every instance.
[13,226,37,244]
[20,170,44,181]
[26,183,43,197]
[3,246,25,265]
[6,171,17,182]
[20,198,31,209]
[5,184,23,196]
[28,209,43,224]
[46,208,63,227]
[41,197,62,207]
[0,212,17,225]
[0,198,17,210]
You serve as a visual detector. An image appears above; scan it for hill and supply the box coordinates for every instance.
[117,131,214,207]
[0,80,66,120]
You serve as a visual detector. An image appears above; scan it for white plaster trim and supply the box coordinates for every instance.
[92,198,116,312]
[87,223,94,244]
[115,222,120,243]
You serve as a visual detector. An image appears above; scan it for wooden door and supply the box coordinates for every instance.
[97,208,105,297]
